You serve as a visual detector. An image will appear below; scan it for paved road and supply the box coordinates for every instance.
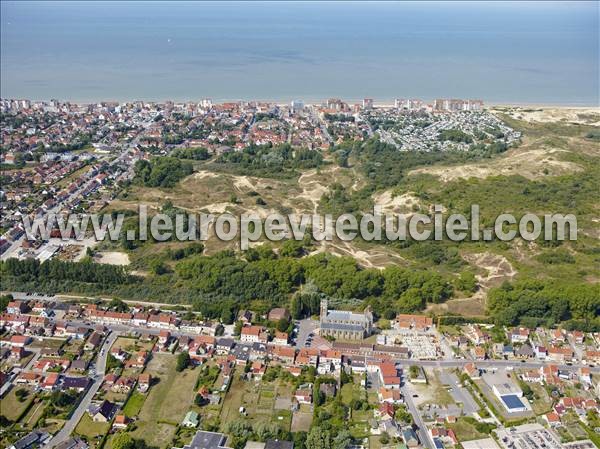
[400,376,435,449]
[46,331,118,449]
[438,371,479,416]
[396,359,599,374]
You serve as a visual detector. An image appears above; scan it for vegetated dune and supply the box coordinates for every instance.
[372,190,421,214]
[408,143,582,182]
[493,106,600,126]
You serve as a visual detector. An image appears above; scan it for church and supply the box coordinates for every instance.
[319,299,373,340]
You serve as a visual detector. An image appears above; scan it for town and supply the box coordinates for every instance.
[0,97,520,264]
[1,292,598,449]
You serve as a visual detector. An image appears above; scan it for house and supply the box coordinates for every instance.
[402,427,420,447]
[138,373,151,392]
[269,345,295,364]
[535,346,548,359]
[7,301,27,315]
[112,376,135,393]
[158,330,171,345]
[16,372,41,386]
[126,350,149,369]
[216,338,235,355]
[89,400,116,422]
[268,308,290,323]
[548,346,575,363]
[377,402,395,420]
[237,310,253,324]
[113,414,129,429]
[110,347,128,362]
[62,376,90,393]
[272,331,288,346]
[463,363,481,380]
[84,332,102,351]
[379,387,402,404]
[10,334,31,348]
[182,410,199,428]
[7,431,50,449]
[318,349,343,374]
[294,386,313,404]
[544,412,561,427]
[580,367,592,384]
[264,440,294,449]
[516,344,535,359]
[172,431,231,449]
[69,359,88,373]
[510,328,530,344]
[54,437,88,449]
[472,347,486,360]
[240,325,268,344]
[396,314,433,331]
[319,382,337,398]
[251,361,266,380]
[41,373,61,391]
[11,346,26,360]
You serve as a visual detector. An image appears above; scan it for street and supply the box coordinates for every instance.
[46,331,119,449]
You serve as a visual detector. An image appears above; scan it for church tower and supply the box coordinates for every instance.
[320,299,328,323]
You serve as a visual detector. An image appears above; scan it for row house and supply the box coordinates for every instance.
[240,325,269,344]
[272,331,288,346]
[269,345,296,365]
[396,314,433,331]
[147,313,179,329]
[547,346,575,363]
[317,349,342,374]
[295,348,319,367]
[510,327,530,344]
[379,387,403,404]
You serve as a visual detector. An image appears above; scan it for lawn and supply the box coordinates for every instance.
[0,387,35,422]
[122,390,147,417]
[528,382,553,415]
[130,353,198,448]
[75,413,110,439]
[448,417,488,442]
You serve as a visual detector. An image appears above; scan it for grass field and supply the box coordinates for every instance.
[219,374,294,432]
[447,417,489,442]
[122,390,147,417]
[129,353,197,448]
[0,387,35,421]
[75,413,110,440]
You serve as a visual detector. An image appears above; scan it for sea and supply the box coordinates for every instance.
[1,1,598,105]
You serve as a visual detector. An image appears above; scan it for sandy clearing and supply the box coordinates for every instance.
[309,240,405,269]
[95,251,131,266]
[372,190,421,214]
[493,107,600,126]
[462,252,517,291]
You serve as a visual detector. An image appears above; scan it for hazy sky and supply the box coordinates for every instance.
[1,1,598,104]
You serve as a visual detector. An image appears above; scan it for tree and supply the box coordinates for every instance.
[0,294,12,313]
[108,298,130,312]
[112,432,135,449]
[306,426,331,449]
[176,352,190,372]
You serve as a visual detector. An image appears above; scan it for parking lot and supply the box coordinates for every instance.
[295,318,319,348]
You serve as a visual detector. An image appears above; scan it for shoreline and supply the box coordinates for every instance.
[2,96,598,109]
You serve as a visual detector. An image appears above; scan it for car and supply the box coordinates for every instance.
[412,394,418,398]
